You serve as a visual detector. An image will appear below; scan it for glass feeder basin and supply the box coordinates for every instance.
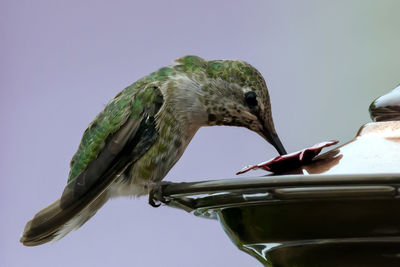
[159,174,400,267]
[154,120,400,266]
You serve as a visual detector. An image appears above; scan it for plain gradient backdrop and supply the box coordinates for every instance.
[1,0,400,266]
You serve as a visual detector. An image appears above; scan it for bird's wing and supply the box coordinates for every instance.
[21,82,164,245]
[61,83,163,208]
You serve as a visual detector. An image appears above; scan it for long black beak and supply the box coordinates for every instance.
[262,130,287,155]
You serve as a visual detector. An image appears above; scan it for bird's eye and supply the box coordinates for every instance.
[245,91,258,107]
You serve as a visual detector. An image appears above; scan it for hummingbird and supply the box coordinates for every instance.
[20,55,286,246]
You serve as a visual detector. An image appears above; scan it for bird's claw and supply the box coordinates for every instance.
[148,182,172,208]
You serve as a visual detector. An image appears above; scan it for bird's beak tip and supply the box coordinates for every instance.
[262,130,287,155]
[271,135,286,155]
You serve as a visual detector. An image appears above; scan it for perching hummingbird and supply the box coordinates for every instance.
[21,55,286,246]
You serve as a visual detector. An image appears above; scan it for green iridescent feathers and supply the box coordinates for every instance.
[67,55,263,184]
[68,76,164,184]
[176,55,265,89]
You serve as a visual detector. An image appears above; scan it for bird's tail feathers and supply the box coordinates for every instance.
[20,192,108,246]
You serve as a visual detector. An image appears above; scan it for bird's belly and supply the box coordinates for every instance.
[109,135,188,198]
[108,179,149,197]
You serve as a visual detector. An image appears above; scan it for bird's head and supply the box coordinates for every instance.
[171,55,287,155]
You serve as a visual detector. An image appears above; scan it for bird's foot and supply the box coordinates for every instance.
[148,181,172,208]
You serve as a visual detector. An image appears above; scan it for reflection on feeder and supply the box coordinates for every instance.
[370,84,400,122]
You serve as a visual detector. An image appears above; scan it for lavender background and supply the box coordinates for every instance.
[1,1,399,266]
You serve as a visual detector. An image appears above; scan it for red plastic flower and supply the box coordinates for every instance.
[237,140,338,174]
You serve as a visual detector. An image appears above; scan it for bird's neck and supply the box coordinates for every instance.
[159,72,209,135]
